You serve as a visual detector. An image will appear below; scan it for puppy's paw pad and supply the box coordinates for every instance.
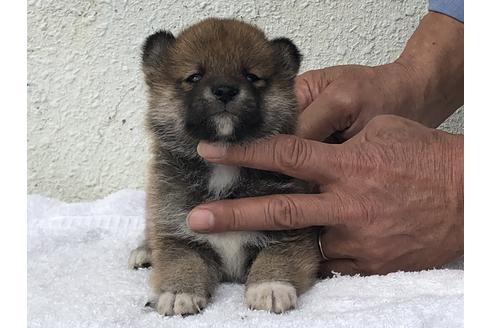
[156,292,207,316]
[245,281,297,314]
[128,245,152,269]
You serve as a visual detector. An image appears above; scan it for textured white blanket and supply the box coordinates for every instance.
[27,190,463,328]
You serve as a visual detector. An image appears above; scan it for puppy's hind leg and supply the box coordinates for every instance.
[128,238,152,269]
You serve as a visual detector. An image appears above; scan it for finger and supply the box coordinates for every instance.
[294,67,348,111]
[187,193,350,232]
[197,135,343,183]
[294,69,332,111]
[296,91,353,141]
[319,259,359,278]
[319,228,360,259]
[294,74,313,111]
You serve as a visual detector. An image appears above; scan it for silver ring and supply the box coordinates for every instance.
[318,228,331,261]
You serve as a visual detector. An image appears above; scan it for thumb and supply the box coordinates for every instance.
[296,90,354,141]
[294,67,344,111]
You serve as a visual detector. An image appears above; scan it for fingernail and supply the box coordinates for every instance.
[197,142,226,159]
[187,209,215,232]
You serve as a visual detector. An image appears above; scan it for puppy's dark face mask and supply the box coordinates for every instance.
[142,18,301,144]
[180,63,265,142]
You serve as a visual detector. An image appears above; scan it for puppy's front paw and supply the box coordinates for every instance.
[156,292,207,316]
[128,245,152,269]
[245,281,297,314]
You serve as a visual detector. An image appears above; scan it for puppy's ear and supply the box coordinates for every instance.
[142,30,175,66]
[141,30,176,83]
[270,38,302,76]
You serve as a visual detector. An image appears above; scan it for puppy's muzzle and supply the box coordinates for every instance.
[212,85,239,104]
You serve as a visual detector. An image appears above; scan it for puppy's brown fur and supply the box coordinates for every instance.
[129,18,320,316]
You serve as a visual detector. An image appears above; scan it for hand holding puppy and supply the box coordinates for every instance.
[295,12,463,143]
[188,115,464,276]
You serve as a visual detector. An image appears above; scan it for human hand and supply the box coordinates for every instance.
[187,115,464,276]
[294,63,418,141]
[295,12,463,142]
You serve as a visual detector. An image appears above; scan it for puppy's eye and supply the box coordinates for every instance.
[245,73,260,83]
[185,73,203,83]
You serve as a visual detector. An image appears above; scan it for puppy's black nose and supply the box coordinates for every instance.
[212,85,239,104]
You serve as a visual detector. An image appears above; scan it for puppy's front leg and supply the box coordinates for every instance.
[245,231,319,313]
[149,238,220,316]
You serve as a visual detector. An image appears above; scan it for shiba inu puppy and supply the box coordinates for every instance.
[129,18,319,316]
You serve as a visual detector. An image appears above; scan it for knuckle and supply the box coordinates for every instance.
[238,143,255,163]
[349,194,379,225]
[364,115,425,146]
[230,206,242,230]
[328,81,362,110]
[366,114,399,131]
[323,84,361,130]
[265,196,299,229]
[272,135,312,172]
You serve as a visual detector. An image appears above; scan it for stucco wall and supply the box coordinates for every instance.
[27,0,463,201]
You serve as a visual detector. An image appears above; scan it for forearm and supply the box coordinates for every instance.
[395,12,464,127]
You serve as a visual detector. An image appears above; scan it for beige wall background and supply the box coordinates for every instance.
[27,0,463,201]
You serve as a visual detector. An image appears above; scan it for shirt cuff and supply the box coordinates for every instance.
[428,0,464,22]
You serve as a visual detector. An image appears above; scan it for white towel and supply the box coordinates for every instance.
[27,189,463,328]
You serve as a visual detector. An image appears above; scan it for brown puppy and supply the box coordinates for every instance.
[129,18,320,316]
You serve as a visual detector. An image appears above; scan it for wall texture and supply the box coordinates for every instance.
[27,0,463,201]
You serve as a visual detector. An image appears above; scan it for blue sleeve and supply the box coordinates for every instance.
[428,0,464,22]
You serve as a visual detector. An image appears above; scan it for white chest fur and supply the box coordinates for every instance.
[208,164,239,198]
[205,232,264,280]
[206,165,266,280]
